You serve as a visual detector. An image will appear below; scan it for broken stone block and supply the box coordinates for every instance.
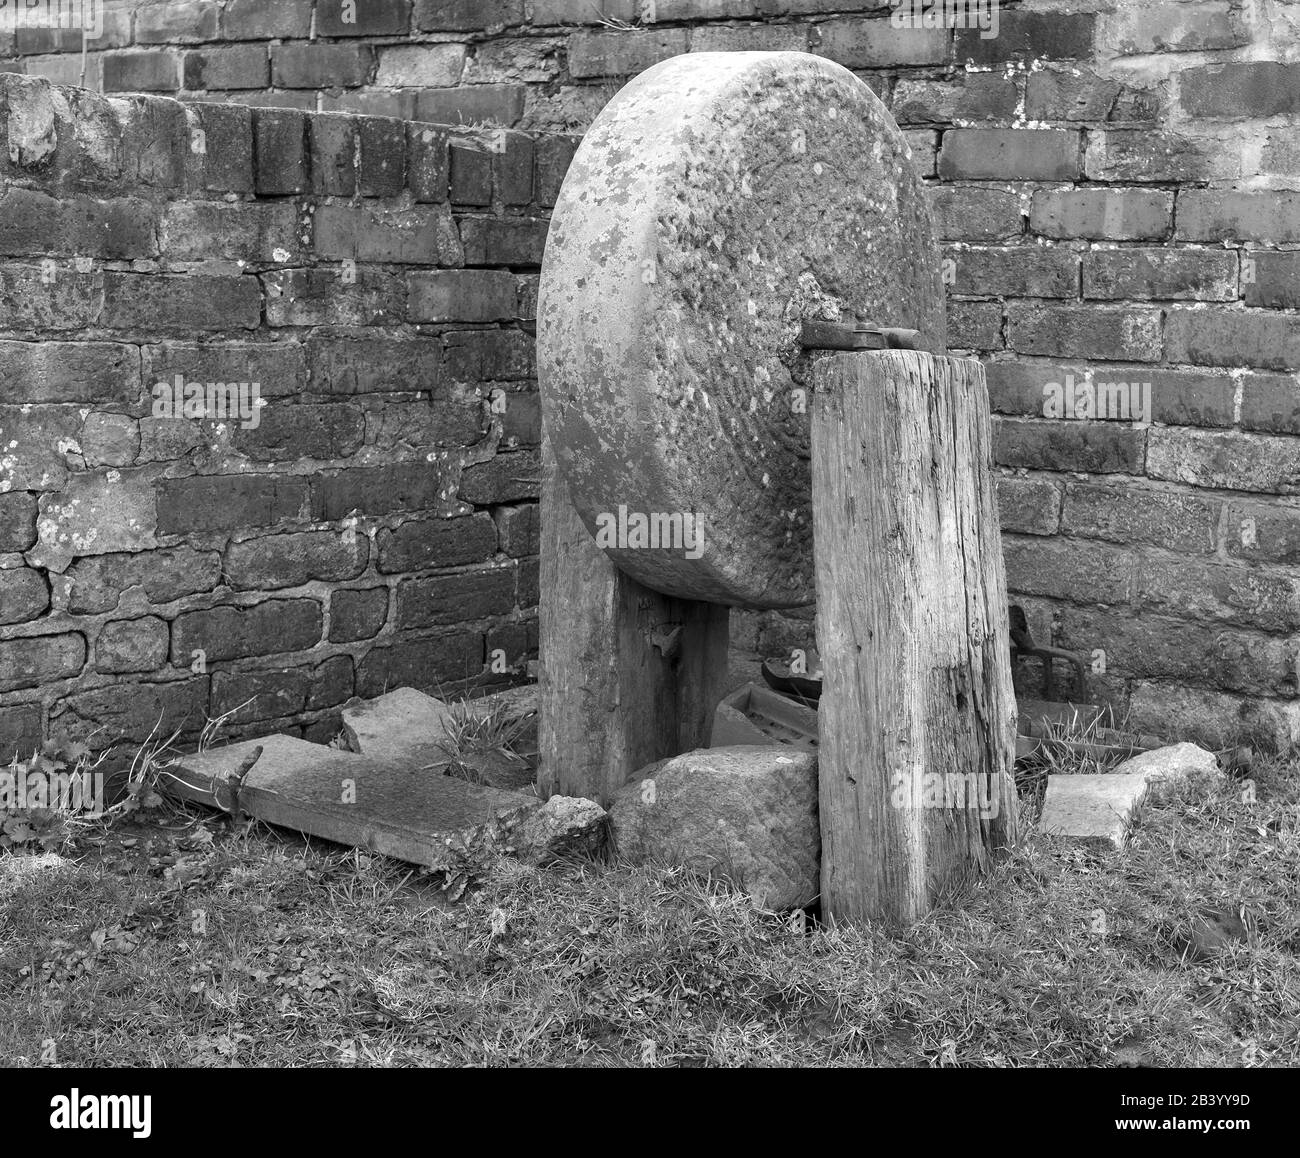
[1039,743,1220,849]
[1110,741,1220,801]
[340,686,455,770]
[166,733,538,868]
[608,745,819,911]
[341,684,538,790]
[507,795,608,866]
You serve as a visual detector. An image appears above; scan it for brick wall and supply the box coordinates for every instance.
[5,1,1300,753]
[0,71,565,762]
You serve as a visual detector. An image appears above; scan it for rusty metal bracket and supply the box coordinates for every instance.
[649,624,683,660]
[1008,605,1087,702]
[800,319,922,351]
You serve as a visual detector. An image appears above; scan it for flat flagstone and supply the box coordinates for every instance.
[167,734,538,868]
[340,686,456,771]
[1038,742,1221,849]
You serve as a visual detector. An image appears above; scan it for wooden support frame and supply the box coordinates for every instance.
[538,436,730,806]
[811,350,1019,928]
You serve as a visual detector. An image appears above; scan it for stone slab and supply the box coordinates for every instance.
[166,734,538,867]
[1038,741,1220,849]
[340,686,455,771]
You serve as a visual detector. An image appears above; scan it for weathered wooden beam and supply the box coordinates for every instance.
[812,350,1019,928]
[538,436,729,807]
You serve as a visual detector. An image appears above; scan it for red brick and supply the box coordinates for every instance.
[892,76,1019,125]
[1225,500,1300,566]
[568,29,689,79]
[955,10,1094,63]
[1025,68,1161,123]
[946,245,1077,298]
[939,130,1080,181]
[66,546,222,614]
[95,617,169,674]
[1085,131,1222,183]
[143,341,307,400]
[101,273,260,332]
[409,270,518,322]
[0,703,41,763]
[1180,62,1300,119]
[0,189,157,259]
[0,633,85,693]
[460,217,549,266]
[1136,556,1300,632]
[928,186,1023,242]
[309,113,357,197]
[254,108,309,195]
[947,301,1001,350]
[309,463,457,521]
[172,599,322,663]
[1176,190,1300,243]
[355,631,483,697]
[397,567,516,628]
[1008,304,1163,363]
[1083,248,1236,302]
[492,503,539,557]
[329,587,389,643]
[233,404,365,462]
[183,46,269,91]
[416,0,523,28]
[226,530,368,591]
[496,133,534,205]
[359,117,407,197]
[113,95,188,189]
[136,1,219,43]
[1055,605,1290,699]
[995,476,1060,536]
[1061,482,1218,553]
[1030,188,1171,241]
[1165,308,1300,372]
[813,19,947,67]
[534,135,578,208]
[53,677,209,750]
[221,0,314,39]
[449,144,493,205]
[1002,537,1136,606]
[263,268,406,328]
[0,341,139,404]
[415,85,525,127]
[377,512,499,574]
[459,450,541,503]
[184,102,255,193]
[159,201,299,263]
[103,51,178,93]
[1147,428,1300,495]
[994,416,1146,475]
[1240,373,1300,434]
[306,335,441,395]
[155,475,307,535]
[443,329,534,381]
[316,0,410,36]
[1244,252,1300,309]
[272,44,374,90]
[313,203,463,264]
[409,124,450,202]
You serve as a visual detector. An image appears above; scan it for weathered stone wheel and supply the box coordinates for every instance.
[539,50,945,609]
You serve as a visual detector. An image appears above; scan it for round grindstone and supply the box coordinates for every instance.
[538,51,945,610]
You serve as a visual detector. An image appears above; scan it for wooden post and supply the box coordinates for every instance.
[811,350,1019,928]
[538,436,730,807]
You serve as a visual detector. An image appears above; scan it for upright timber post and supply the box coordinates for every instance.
[538,435,730,806]
[812,350,1019,928]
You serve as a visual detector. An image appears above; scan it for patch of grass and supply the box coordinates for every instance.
[1,746,1297,1067]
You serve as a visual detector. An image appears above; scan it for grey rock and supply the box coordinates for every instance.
[609,745,819,910]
